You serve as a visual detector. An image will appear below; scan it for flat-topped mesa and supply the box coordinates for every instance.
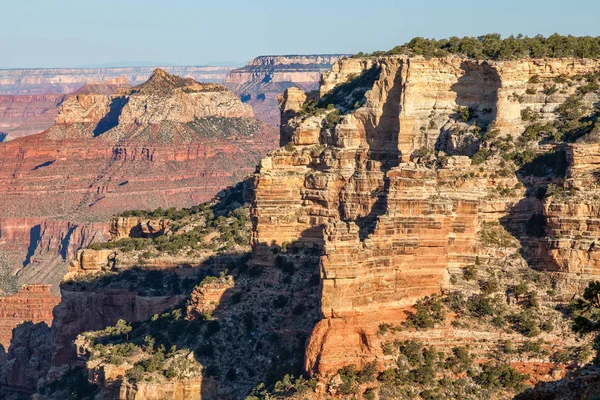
[225,55,347,87]
[252,55,600,375]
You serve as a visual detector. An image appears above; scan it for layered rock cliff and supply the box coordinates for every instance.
[0,67,276,283]
[0,285,59,348]
[0,94,63,140]
[252,55,600,380]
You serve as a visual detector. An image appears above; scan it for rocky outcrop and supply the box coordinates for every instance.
[185,277,234,319]
[50,288,185,377]
[109,216,170,240]
[54,78,128,125]
[252,55,600,376]
[118,378,216,400]
[225,55,346,125]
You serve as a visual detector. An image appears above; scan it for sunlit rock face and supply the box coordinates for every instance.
[252,55,600,375]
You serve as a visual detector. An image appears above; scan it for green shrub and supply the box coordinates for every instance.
[463,265,477,281]
[477,362,528,391]
[324,110,341,129]
[405,296,446,329]
[284,142,296,152]
[355,34,600,61]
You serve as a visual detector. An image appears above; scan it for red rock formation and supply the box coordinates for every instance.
[49,288,185,374]
[0,70,278,369]
[0,68,277,283]
[0,285,59,348]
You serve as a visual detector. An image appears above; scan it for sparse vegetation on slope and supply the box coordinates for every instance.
[354,34,600,60]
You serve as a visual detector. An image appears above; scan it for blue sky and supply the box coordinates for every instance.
[1,0,599,68]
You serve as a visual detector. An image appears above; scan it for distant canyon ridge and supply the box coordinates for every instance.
[0,55,346,140]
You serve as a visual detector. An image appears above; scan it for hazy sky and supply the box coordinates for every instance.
[1,0,599,68]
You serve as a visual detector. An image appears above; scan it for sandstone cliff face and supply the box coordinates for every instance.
[541,142,600,280]
[225,55,345,86]
[118,378,214,400]
[109,216,170,240]
[252,56,600,376]
[224,55,346,125]
[54,78,128,125]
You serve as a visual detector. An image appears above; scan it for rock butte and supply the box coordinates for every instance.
[0,56,345,143]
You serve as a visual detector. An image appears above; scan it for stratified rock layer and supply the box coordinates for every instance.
[0,285,60,348]
[252,55,600,376]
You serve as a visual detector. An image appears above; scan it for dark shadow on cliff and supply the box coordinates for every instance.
[318,66,381,114]
[49,237,323,399]
[514,365,600,400]
[0,321,53,397]
[35,177,323,398]
[435,61,500,156]
[32,160,56,171]
[0,133,7,143]
[23,224,41,267]
[499,148,569,270]
[93,97,129,137]
[196,238,323,399]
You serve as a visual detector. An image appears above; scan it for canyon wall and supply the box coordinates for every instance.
[252,55,600,376]
[5,56,600,398]
[0,285,59,348]
[0,56,344,143]
[0,66,231,141]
